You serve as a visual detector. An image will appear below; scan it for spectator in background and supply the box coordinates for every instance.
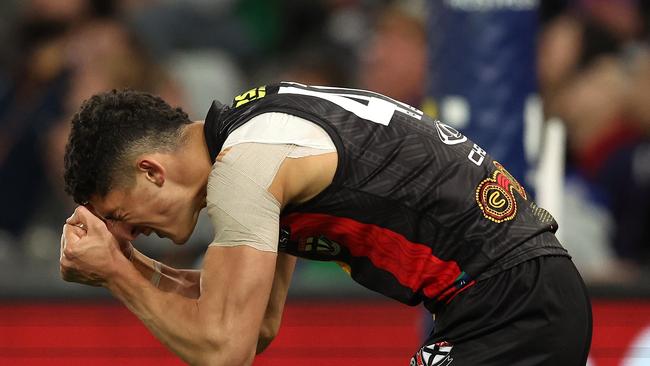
[0,0,83,248]
[538,0,650,282]
[359,5,426,106]
[0,0,185,266]
[276,40,352,87]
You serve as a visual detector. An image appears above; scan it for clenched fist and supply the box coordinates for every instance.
[60,206,131,287]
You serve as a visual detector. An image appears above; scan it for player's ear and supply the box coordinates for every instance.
[137,158,165,187]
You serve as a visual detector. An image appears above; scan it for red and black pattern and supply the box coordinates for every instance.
[280,212,462,303]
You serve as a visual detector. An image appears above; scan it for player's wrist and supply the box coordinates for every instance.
[127,245,135,262]
[103,250,137,288]
[130,248,145,265]
[128,250,164,288]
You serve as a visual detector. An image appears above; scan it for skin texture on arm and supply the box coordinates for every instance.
[129,247,201,299]
[128,240,295,352]
[255,152,337,354]
[257,252,297,354]
[125,242,296,353]
[110,244,277,365]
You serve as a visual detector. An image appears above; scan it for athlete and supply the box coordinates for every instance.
[60,82,592,365]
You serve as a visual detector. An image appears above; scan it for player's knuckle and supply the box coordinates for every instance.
[62,247,76,259]
[60,257,71,268]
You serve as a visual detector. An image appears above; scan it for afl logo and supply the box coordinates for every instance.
[435,120,467,145]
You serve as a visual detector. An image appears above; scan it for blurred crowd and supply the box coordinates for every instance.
[539,0,650,283]
[0,0,648,296]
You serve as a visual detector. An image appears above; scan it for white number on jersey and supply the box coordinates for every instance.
[278,83,423,126]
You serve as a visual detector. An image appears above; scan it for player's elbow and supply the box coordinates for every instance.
[256,317,280,354]
[194,346,254,366]
[195,349,254,366]
[256,332,276,355]
[196,329,256,366]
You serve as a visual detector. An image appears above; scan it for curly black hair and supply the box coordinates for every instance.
[64,89,191,204]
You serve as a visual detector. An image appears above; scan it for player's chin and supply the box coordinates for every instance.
[170,230,192,245]
[169,216,198,245]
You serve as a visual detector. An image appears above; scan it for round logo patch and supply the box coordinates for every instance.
[474,161,528,223]
[476,179,516,223]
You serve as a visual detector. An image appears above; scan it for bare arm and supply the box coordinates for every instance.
[129,246,295,354]
[107,244,276,365]
[130,244,295,354]
[129,248,201,298]
[257,252,297,354]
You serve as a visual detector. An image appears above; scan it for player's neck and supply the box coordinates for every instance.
[179,121,212,207]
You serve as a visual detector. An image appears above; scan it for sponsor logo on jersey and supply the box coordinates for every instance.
[435,120,467,145]
[476,161,528,223]
[411,341,454,366]
[468,143,486,166]
[299,235,341,256]
[233,86,266,108]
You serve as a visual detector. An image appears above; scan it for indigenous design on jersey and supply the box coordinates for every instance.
[493,161,527,199]
[204,82,567,310]
[529,202,556,226]
[475,161,528,223]
[411,341,454,366]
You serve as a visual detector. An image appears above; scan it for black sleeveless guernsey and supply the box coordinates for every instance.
[203,82,568,312]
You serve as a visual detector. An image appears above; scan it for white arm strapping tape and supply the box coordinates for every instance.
[206,143,295,252]
[151,260,162,288]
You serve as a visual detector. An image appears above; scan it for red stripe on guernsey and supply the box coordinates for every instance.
[281,213,461,299]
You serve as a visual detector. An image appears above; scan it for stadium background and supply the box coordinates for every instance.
[1,0,650,365]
